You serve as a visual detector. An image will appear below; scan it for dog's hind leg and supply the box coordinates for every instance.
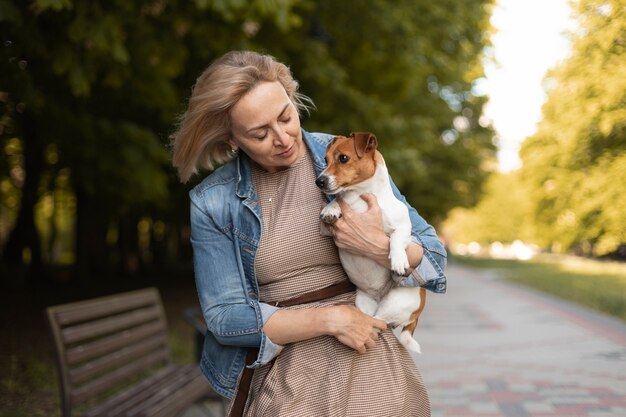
[398,289,427,353]
[355,290,379,316]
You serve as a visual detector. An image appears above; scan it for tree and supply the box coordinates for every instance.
[519,0,626,256]
[1,0,495,280]
[0,0,303,278]
[246,0,495,223]
[442,171,534,245]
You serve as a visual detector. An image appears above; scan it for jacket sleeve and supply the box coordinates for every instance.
[190,197,283,366]
[389,178,448,294]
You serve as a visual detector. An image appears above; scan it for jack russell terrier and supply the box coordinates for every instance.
[316,132,426,354]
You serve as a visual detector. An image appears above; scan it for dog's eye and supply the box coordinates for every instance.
[324,157,328,164]
[338,154,350,164]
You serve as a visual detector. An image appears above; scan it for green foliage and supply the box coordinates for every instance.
[0,0,21,24]
[32,0,72,12]
[443,171,534,244]
[271,0,497,223]
[1,0,495,272]
[445,0,625,257]
[519,0,626,256]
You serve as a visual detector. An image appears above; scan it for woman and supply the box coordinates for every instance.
[171,50,447,417]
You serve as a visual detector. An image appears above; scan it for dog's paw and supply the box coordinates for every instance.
[391,272,405,284]
[389,253,410,277]
[320,204,342,225]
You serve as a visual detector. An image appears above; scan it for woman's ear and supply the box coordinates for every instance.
[226,141,240,158]
[227,140,238,151]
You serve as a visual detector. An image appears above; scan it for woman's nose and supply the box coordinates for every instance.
[274,128,290,147]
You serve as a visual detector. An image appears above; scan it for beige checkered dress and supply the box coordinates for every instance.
[242,149,431,416]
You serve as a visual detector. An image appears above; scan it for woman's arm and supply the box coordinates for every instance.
[330,184,447,293]
[190,197,285,365]
[262,304,388,354]
[191,196,388,359]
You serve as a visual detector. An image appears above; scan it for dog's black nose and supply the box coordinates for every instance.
[315,177,326,189]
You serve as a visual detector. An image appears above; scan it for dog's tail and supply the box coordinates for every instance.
[398,329,422,354]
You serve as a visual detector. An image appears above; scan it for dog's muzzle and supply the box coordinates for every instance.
[315,175,329,190]
[316,174,340,194]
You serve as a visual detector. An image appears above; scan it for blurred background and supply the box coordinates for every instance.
[0,0,624,415]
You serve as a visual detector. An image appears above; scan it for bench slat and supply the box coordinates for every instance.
[70,349,169,404]
[82,366,180,417]
[143,370,213,417]
[69,333,169,385]
[53,289,161,326]
[115,365,204,417]
[66,321,164,365]
[61,306,163,344]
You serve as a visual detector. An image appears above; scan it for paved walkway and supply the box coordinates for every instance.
[184,261,626,417]
[417,261,626,417]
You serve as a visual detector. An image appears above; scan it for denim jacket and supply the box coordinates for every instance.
[189,129,447,399]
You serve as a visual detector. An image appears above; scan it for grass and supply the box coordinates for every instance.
[454,254,626,322]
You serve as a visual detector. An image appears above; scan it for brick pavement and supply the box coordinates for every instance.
[416,262,626,417]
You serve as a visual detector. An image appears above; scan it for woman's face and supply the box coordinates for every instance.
[229,81,304,173]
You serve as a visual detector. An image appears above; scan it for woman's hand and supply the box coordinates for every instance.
[263,303,387,353]
[329,193,425,271]
[323,305,388,353]
[331,194,390,265]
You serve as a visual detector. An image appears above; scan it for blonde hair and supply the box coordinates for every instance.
[170,50,314,183]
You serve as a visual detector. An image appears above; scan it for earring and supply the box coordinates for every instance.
[227,147,239,158]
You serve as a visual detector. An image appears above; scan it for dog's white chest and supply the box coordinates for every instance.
[338,177,412,296]
[339,251,390,297]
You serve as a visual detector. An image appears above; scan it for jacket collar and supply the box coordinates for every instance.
[235,129,328,199]
[235,151,254,199]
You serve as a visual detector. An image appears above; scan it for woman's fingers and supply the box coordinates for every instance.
[360,329,381,353]
[329,305,388,353]
[372,317,388,332]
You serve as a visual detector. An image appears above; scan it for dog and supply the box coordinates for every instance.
[316,132,426,354]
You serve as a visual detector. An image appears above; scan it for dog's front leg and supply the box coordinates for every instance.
[388,230,411,276]
[320,200,342,225]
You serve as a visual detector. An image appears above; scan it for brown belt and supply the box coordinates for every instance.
[228,280,356,417]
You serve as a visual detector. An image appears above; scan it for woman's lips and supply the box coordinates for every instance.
[277,144,294,157]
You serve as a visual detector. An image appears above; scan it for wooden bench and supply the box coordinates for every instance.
[45,287,223,417]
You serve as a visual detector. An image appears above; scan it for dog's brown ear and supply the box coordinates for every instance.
[351,132,378,158]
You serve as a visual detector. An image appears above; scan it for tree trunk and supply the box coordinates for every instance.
[118,216,141,275]
[74,187,110,280]
[2,109,44,282]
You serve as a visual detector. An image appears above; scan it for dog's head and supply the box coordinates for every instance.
[315,132,378,194]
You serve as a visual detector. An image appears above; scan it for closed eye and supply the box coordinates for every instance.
[252,130,268,140]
